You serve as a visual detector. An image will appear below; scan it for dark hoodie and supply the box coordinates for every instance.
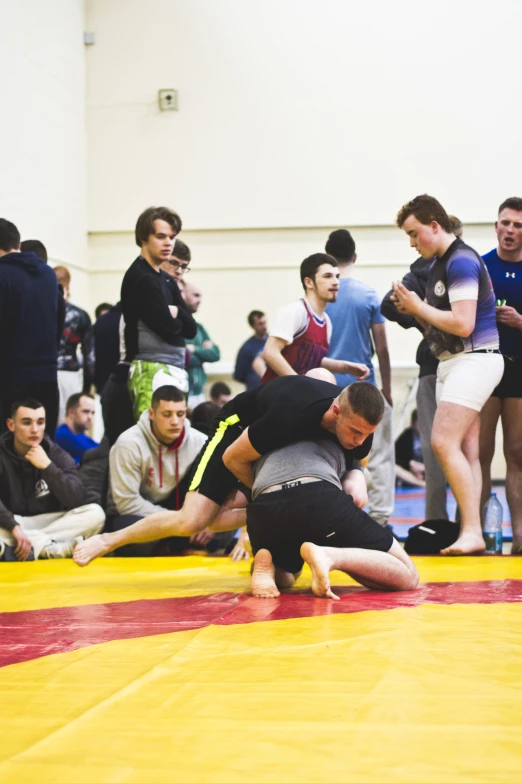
[0,432,85,532]
[381,256,439,378]
[0,251,60,383]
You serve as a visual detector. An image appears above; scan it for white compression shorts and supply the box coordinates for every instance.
[435,352,504,412]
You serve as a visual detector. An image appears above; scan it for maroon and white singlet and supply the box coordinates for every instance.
[261,299,329,385]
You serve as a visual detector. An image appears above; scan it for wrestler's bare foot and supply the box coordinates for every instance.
[250,549,280,598]
[73,533,113,567]
[440,532,486,556]
[300,542,339,600]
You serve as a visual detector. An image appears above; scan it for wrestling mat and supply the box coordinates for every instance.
[1,555,521,782]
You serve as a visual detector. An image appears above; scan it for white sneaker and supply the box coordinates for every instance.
[40,536,84,559]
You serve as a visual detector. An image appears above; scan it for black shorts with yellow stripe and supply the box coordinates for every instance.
[186,414,245,505]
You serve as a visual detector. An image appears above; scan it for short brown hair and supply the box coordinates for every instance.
[396,194,452,233]
[151,385,185,409]
[498,197,522,215]
[172,238,191,262]
[135,207,182,248]
[66,392,94,414]
[248,310,265,327]
[54,265,71,287]
[338,382,385,426]
[300,253,338,291]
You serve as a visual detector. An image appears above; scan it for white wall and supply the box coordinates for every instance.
[84,0,516,478]
[0,0,89,304]
[86,0,522,230]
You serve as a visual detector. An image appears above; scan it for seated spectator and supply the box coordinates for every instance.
[210,381,232,407]
[234,310,268,390]
[105,385,207,556]
[55,393,99,465]
[95,302,112,320]
[190,401,220,436]
[183,281,220,408]
[395,410,426,488]
[0,399,105,561]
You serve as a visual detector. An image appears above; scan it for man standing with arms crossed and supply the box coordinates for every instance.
[479,197,522,553]
[122,207,197,420]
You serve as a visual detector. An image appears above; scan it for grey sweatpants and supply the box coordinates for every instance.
[416,374,448,520]
[367,400,395,526]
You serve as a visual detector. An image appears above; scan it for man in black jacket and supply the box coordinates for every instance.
[0,220,62,437]
[122,207,197,421]
[0,399,105,560]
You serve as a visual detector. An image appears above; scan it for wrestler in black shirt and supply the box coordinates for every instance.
[74,375,383,567]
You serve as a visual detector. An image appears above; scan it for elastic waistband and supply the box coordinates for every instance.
[259,476,322,495]
[471,349,501,355]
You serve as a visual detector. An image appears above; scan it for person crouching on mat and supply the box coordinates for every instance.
[248,437,419,600]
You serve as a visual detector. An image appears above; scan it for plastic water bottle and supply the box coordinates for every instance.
[483,493,503,555]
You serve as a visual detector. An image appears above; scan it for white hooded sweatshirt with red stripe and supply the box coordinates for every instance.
[107,410,207,517]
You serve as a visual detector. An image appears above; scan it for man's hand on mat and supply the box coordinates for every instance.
[190,528,214,547]
[230,529,251,561]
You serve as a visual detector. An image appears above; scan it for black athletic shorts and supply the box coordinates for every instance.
[247,480,393,574]
[186,415,245,505]
[491,356,522,399]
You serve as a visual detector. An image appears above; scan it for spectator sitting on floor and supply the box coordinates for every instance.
[210,381,232,408]
[395,410,426,489]
[55,393,99,465]
[0,399,105,561]
[105,384,208,556]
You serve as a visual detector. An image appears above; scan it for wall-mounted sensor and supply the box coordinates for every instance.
[158,90,178,111]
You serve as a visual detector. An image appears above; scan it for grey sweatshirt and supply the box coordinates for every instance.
[107,411,207,517]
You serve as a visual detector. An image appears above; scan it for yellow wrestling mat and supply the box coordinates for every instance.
[1,556,521,782]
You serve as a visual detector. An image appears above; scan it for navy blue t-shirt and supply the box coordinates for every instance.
[482,249,522,358]
[233,335,268,390]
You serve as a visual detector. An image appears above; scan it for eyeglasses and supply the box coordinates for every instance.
[170,261,190,272]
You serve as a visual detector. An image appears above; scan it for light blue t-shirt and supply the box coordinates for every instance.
[326,277,385,387]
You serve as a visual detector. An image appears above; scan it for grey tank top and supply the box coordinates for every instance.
[252,437,345,501]
[136,320,186,367]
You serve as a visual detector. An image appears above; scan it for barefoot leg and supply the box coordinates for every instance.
[250,549,280,598]
[73,493,221,567]
[73,533,113,566]
[301,539,418,594]
[300,543,339,600]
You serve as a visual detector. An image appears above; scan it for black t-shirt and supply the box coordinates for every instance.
[220,375,373,469]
